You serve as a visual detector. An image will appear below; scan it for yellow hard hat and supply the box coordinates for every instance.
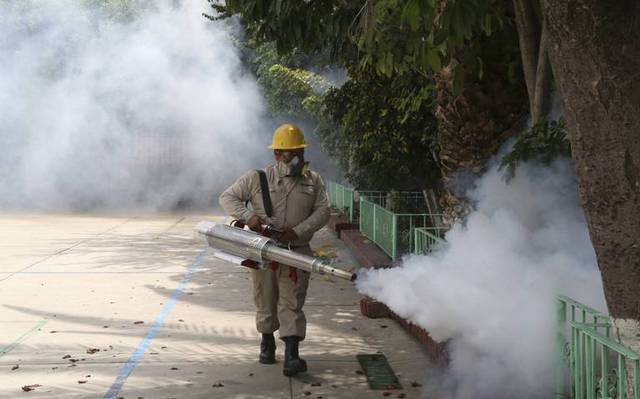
[268,123,308,150]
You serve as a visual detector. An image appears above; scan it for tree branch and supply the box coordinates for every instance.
[532,18,553,122]
[513,0,541,111]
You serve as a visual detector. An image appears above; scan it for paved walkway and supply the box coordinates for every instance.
[0,214,430,398]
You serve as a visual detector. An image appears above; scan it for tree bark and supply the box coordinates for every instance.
[545,0,640,358]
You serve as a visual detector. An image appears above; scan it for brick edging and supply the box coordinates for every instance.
[327,216,449,363]
[359,296,449,364]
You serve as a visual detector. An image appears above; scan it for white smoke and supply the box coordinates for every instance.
[357,160,606,399]
[0,0,273,211]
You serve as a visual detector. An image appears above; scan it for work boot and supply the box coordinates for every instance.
[282,336,307,376]
[259,333,276,364]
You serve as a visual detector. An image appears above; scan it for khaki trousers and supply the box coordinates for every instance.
[250,246,312,340]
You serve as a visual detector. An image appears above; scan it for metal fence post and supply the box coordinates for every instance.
[349,190,354,222]
[373,204,377,244]
[359,197,363,233]
[392,214,397,261]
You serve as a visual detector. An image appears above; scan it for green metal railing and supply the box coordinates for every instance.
[359,191,425,213]
[359,197,376,240]
[327,181,336,206]
[327,181,355,222]
[359,196,441,260]
[357,190,387,206]
[557,296,640,399]
[413,227,447,255]
[328,182,444,259]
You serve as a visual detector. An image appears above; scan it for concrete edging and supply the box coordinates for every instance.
[327,214,449,364]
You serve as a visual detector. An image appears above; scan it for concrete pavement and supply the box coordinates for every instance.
[0,214,431,398]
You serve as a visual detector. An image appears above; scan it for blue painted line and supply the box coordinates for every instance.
[104,251,205,399]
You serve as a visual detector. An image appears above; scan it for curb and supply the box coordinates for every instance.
[340,229,391,269]
[327,212,358,238]
[327,215,449,364]
[359,296,449,364]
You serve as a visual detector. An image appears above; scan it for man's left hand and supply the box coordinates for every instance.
[279,228,298,244]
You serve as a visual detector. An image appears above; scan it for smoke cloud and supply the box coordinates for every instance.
[0,0,275,211]
[357,160,605,398]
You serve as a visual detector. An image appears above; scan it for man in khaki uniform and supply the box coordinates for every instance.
[219,123,330,376]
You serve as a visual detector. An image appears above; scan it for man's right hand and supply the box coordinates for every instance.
[246,215,263,232]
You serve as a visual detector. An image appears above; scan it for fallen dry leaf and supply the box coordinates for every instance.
[86,348,100,354]
[21,384,41,392]
[11,365,18,371]
[62,355,71,359]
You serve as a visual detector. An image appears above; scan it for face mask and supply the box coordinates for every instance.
[276,154,306,176]
[289,154,305,176]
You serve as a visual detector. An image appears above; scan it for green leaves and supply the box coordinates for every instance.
[401,0,420,31]
[209,0,513,85]
[500,120,571,176]
[426,49,442,71]
[321,66,440,190]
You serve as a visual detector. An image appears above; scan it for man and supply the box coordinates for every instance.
[219,123,330,376]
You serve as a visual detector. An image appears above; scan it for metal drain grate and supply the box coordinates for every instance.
[356,353,402,390]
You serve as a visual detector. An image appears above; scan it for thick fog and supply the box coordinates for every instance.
[358,160,606,399]
[0,1,281,211]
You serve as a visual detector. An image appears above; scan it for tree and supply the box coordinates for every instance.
[219,3,444,192]
[321,65,441,191]
[208,0,528,220]
[545,0,640,365]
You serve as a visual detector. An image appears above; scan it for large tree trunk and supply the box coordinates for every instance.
[546,0,640,363]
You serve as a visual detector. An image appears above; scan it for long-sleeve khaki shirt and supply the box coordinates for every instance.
[219,164,330,247]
